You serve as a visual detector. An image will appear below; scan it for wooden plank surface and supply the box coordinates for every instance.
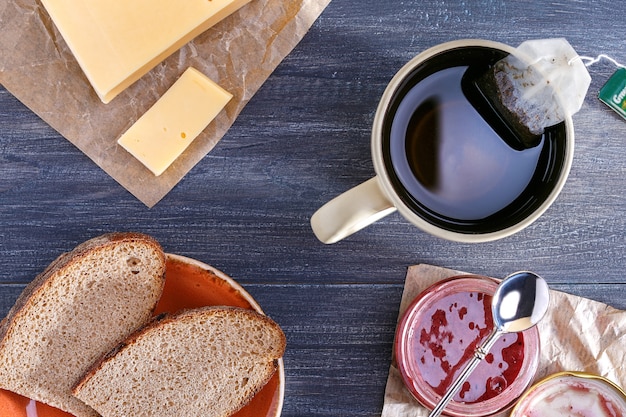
[1,1,626,416]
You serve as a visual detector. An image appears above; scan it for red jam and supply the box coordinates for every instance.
[415,290,525,403]
[395,275,540,417]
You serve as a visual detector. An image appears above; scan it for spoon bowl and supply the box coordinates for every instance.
[493,271,550,333]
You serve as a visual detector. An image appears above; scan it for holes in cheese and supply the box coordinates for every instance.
[40,0,252,103]
[117,67,232,176]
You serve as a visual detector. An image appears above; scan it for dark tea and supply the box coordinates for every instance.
[381,46,567,234]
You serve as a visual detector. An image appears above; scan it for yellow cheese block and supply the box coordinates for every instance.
[118,67,232,176]
[40,0,251,103]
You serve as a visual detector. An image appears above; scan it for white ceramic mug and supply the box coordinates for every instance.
[311,39,574,244]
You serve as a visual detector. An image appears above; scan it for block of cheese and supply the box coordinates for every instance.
[40,0,251,103]
[118,67,232,176]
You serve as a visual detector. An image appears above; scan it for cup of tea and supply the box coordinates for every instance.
[311,39,574,244]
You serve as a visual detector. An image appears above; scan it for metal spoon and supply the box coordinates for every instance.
[428,271,550,417]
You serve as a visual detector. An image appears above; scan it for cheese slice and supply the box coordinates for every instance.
[117,67,232,176]
[40,0,251,103]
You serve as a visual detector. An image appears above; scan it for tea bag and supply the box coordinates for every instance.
[463,38,591,149]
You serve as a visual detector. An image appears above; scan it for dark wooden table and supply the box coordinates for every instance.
[1,1,625,416]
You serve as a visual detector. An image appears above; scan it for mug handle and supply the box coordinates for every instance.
[310,177,397,244]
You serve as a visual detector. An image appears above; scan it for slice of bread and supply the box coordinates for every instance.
[0,232,166,417]
[73,306,287,417]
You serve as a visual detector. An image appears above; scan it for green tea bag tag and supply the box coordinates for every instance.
[599,68,626,120]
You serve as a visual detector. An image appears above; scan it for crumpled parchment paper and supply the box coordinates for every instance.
[382,264,626,417]
[0,0,331,207]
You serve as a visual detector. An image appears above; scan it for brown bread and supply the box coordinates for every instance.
[73,306,286,417]
[0,232,166,417]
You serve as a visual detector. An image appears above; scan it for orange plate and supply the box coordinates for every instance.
[0,253,285,417]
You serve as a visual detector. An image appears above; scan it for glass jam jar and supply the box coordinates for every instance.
[394,275,540,417]
[510,371,626,417]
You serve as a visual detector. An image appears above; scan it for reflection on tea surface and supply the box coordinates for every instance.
[390,66,543,221]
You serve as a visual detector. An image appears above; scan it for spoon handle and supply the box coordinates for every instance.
[428,329,501,417]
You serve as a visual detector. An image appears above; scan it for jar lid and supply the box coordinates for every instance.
[510,371,626,417]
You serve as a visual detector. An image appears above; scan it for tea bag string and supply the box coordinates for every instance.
[571,54,626,68]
